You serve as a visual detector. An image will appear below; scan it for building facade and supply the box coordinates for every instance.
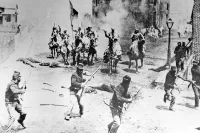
[0,5,18,32]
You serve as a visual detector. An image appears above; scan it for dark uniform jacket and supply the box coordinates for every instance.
[70,72,86,95]
[5,80,25,102]
[111,84,131,109]
[164,71,176,90]
[174,46,181,60]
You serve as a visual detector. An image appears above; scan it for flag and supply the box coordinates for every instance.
[69,0,78,20]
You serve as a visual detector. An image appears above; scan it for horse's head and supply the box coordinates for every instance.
[159,26,164,31]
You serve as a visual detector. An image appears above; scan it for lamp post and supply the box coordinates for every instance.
[166,18,174,68]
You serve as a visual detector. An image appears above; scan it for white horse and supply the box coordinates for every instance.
[184,25,192,37]
[158,26,164,37]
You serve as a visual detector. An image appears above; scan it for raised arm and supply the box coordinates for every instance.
[10,84,25,94]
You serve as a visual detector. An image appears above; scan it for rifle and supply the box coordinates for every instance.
[18,72,32,104]
[124,89,141,111]
[177,75,199,89]
[77,66,101,98]
[103,89,141,112]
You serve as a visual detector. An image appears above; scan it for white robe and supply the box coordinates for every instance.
[113,41,122,56]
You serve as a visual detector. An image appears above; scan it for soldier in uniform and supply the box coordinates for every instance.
[174,42,182,73]
[108,75,133,133]
[65,63,87,120]
[191,61,200,108]
[5,71,27,128]
[180,42,186,71]
[163,66,178,111]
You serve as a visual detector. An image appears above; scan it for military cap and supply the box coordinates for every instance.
[77,63,84,70]
[123,75,131,83]
[12,71,21,79]
[177,42,181,45]
[170,66,176,71]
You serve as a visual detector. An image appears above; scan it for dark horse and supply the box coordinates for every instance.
[71,36,82,65]
[103,39,119,74]
[87,39,97,65]
[103,49,119,74]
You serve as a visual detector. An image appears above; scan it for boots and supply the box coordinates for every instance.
[79,105,84,116]
[163,94,167,103]
[18,114,26,128]
[169,96,175,111]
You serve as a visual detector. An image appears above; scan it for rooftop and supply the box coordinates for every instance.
[1,9,16,15]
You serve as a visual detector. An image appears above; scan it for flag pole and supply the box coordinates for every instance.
[70,15,74,40]
[69,0,74,40]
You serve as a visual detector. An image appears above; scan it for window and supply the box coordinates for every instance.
[167,4,169,10]
[6,14,11,22]
[15,14,17,22]
[0,16,2,24]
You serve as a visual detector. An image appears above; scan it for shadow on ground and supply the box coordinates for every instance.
[177,102,195,109]
[183,96,195,100]
[119,61,130,66]
[156,105,170,111]
[123,68,137,74]
[100,68,118,74]
[149,64,168,72]
[47,56,53,59]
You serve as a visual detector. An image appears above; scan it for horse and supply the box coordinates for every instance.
[103,49,119,74]
[127,39,145,73]
[71,36,83,65]
[81,36,90,58]
[103,39,120,75]
[87,39,97,65]
[48,35,59,58]
[158,26,164,38]
[57,39,72,65]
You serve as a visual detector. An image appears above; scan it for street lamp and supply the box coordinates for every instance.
[166,18,174,68]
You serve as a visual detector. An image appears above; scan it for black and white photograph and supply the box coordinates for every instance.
[0,0,199,133]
